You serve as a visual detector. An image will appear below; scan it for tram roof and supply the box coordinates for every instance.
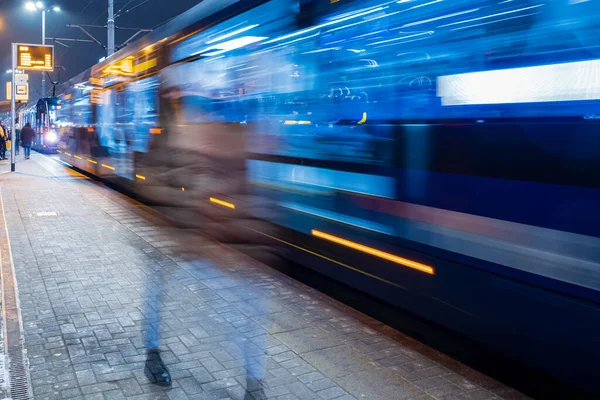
[91,0,266,76]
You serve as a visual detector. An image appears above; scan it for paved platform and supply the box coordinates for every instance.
[0,153,527,400]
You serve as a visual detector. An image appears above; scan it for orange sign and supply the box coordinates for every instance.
[17,44,54,71]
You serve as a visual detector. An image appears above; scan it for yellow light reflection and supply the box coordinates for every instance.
[134,58,157,74]
[135,174,146,180]
[358,112,367,125]
[101,164,116,171]
[311,230,434,275]
[87,159,98,164]
[209,197,236,209]
[284,120,311,125]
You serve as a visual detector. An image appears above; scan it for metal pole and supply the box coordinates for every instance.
[11,44,16,172]
[108,0,115,56]
[41,10,46,97]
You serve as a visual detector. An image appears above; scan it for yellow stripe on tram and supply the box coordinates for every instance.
[311,230,434,275]
[209,197,235,209]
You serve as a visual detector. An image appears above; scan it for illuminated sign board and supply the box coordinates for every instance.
[16,44,54,71]
[5,74,29,102]
[15,74,29,102]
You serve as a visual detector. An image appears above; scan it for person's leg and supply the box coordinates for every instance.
[242,301,267,398]
[143,265,171,386]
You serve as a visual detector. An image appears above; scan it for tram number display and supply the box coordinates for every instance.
[16,44,54,71]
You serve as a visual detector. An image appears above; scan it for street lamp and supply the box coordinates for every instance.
[25,2,60,97]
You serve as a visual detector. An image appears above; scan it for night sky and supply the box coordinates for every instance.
[0,0,203,100]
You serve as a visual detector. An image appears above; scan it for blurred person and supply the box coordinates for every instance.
[139,70,273,394]
[20,123,35,160]
[0,120,6,160]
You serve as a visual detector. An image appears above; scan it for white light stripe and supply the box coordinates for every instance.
[373,35,432,49]
[192,36,268,57]
[450,12,537,31]
[438,4,544,28]
[264,7,386,44]
[369,31,433,46]
[266,32,321,50]
[402,8,479,28]
[353,30,386,38]
[327,10,403,33]
[327,0,442,34]
[206,24,259,44]
[301,47,341,54]
[398,0,443,9]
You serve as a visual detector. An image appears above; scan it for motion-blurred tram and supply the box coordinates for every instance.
[53,0,600,394]
[20,97,61,153]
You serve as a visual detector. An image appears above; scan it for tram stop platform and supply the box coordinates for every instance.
[0,153,528,400]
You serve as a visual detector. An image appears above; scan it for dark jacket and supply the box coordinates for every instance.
[20,126,35,147]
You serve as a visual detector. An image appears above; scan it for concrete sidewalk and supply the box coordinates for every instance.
[0,153,527,400]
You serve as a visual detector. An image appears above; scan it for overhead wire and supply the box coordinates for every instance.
[114,0,137,19]
[45,0,101,96]
[115,0,155,19]
[57,0,107,70]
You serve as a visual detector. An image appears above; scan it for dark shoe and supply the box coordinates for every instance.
[144,349,171,387]
[245,377,266,400]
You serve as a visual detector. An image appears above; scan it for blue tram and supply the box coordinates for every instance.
[52,0,600,394]
[20,97,61,153]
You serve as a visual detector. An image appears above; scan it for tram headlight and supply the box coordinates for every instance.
[46,131,58,143]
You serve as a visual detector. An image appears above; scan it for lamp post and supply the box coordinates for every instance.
[25,2,60,97]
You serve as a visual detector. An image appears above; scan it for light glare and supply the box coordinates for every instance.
[438,59,600,105]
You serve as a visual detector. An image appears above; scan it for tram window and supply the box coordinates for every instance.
[73,96,92,126]
[169,0,299,125]
[98,90,116,149]
[129,77,159,153]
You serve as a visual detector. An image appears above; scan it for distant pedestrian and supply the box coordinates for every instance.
[14,121,20,156]
[20,123,35,160]
[0,120,6,160]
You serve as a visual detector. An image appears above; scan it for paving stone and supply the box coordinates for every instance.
[76,369,97,386]
[316,386,347,399]
[306,378,337,393]
[287,381,319,400]
[178,377,203,395]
